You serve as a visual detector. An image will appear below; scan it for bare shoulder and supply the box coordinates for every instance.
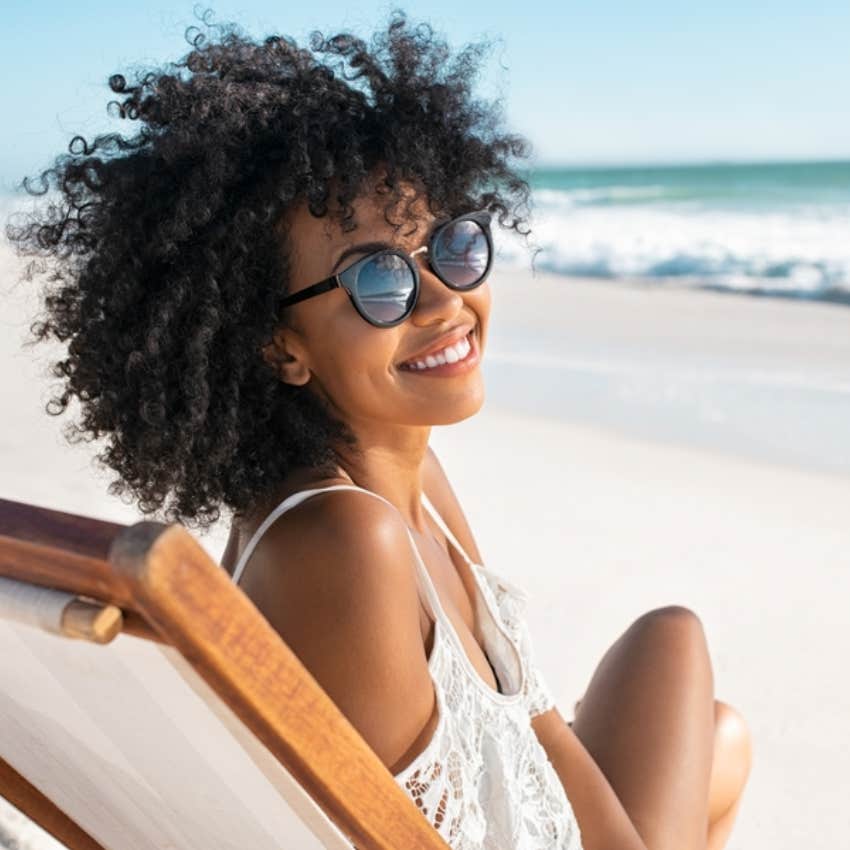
[240,486,437,776]
[422,445,484,564]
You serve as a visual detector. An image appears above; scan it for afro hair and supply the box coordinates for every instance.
[4,6,536,532]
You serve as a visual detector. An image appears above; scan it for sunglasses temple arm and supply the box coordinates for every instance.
[280,276,341,308]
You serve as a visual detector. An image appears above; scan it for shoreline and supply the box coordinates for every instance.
[483,267,850,480]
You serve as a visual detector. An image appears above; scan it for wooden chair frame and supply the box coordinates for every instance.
[0,496,451,850]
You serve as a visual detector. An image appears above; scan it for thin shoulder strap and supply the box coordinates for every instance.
[230,483,398,586]
[229,481,488,638]
[420,492,477,567]
[230,483,477,599]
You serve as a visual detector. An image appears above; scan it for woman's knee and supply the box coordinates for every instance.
[707,700,752,827]
[629,604,708,647]
[580,605,714,714]
[713,700,753,790]
[623,605,714,683]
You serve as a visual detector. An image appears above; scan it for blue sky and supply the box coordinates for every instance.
[2,1,849,191]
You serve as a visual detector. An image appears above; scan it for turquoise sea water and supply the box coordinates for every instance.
[496,160,850,304]
[4,160,849,304]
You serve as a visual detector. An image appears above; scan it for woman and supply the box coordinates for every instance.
[7,8,751,849]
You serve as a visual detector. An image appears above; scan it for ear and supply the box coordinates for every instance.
[261,327,311,387]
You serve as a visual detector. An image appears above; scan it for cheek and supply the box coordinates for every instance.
[319,322,401,393]
[470,278,491,307]
[470,283,491,329]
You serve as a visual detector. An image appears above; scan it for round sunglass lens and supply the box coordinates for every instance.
[432,219,490,288]
[355,252,417,324]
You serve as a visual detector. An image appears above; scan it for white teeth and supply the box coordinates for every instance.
[402,333,472,371]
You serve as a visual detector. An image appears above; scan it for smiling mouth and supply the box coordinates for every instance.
[398,326,477,372]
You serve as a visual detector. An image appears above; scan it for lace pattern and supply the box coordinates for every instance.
[472,564,558,719]
[229,482,579,849]
[393,564,583,850]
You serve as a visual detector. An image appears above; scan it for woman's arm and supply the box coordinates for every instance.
[240,489,441,776]
[423,447,647,847]
[531,706,649,850]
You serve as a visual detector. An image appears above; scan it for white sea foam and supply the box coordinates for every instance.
[495,187,850,301]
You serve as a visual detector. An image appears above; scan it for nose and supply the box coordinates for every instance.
[409,247,465,323]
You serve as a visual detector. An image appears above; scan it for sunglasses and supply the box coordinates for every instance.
[279,210,493,327]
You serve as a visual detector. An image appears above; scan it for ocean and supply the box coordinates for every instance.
[3,160,849,305]
[495,160,850,305]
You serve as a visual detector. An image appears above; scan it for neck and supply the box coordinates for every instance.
[332,425,433,534]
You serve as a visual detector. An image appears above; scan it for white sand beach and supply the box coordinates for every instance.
[2,241,849,849]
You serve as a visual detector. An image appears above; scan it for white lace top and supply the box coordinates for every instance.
[230,483,584,850]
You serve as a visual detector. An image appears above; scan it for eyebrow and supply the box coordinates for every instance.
[331,241,395,273]
[330,217,450,273]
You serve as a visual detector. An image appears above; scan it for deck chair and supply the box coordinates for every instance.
[0,496,451,850]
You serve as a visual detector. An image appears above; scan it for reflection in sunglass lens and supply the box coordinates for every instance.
[432,219,490,288]
[355,252,417,324]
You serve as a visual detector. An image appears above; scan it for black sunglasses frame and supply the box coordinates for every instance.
[278,210,494,328]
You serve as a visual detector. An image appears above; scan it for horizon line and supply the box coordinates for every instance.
[526,155,850,171]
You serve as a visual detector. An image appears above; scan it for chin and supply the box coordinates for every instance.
[429,391,486,426]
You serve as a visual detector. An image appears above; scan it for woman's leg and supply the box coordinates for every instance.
[705,701,752,850]
[570,606,715,850]
[570,696,752,849]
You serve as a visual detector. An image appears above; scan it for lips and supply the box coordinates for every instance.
[397,323,475,367]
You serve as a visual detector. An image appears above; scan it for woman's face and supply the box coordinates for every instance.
[268,180,491,435]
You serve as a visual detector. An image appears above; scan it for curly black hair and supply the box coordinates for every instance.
[4,6,536,532]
